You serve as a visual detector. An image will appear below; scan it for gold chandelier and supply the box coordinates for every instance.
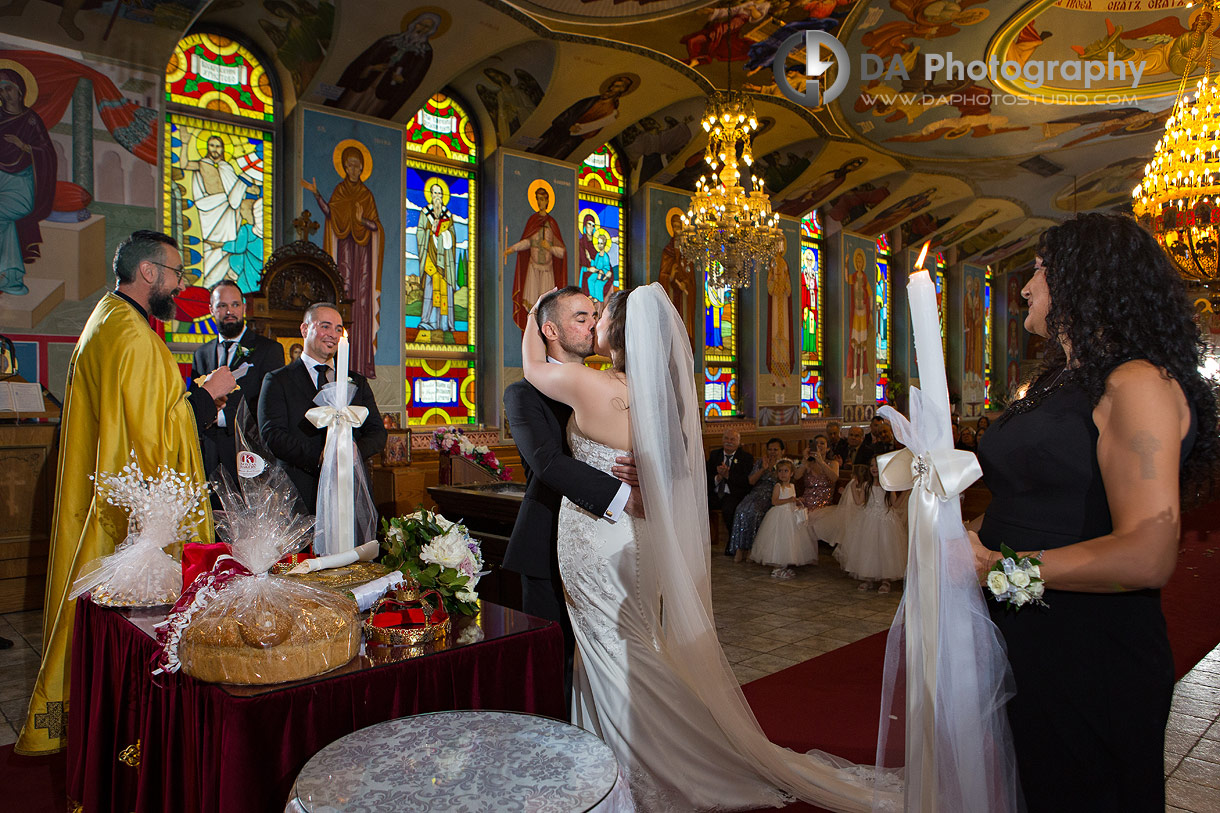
[676,90,784,289]
[1133,1,1220,283]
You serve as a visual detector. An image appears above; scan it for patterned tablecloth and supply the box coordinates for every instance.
[291,710,618,812]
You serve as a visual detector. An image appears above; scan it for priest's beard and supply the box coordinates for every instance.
[148,282,178,322]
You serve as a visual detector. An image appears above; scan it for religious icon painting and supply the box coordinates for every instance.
[841,232,877,411]
[405,161,475,352]
[962,264,988,416]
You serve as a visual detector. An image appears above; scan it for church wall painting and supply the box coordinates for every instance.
[0,38,161,396]
[528,71,640,161]
[961,263,987,417]
[405,161,474,352]
[256,0,335,97]
[298,106,404,381]
[756,217,800,416]
[644,184,698,354]
[498,150,576,369]
[324,6,451,121]
[840,230,877,424]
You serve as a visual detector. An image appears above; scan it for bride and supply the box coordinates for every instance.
[521,284,888,812]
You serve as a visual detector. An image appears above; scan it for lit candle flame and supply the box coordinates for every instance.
[915,242,930,271]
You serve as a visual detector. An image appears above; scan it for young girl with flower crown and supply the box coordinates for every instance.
[749,459,817,578]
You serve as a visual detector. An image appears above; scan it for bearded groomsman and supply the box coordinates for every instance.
[191,280,285,484]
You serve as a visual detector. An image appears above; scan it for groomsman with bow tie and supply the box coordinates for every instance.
[191,280,285,485]
[707,429,753,547]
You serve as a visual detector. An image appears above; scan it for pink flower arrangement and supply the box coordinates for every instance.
[430,427,512,481]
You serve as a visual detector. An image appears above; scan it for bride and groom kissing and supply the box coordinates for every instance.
[504,284,894,812]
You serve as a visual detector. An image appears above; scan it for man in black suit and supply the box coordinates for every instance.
[706,429,753,545]
[842,424,873,467]
[258,302,386,514]
[503,286,641,705]
[191,280,285,485]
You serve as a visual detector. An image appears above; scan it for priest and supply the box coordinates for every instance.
[17,231,220,755]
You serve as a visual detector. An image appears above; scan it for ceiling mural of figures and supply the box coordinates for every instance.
[9,0,1218,273]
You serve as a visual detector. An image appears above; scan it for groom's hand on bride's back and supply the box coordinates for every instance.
[624,487,645,519]
[612,455,638,487]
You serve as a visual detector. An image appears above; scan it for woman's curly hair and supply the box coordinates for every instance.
[1032,212,1218,493]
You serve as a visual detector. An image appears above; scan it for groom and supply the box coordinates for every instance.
[504,286,642,708]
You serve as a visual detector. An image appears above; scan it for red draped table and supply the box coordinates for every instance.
[66,596,564,813]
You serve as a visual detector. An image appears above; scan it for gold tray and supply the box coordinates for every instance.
[279,561,391,594]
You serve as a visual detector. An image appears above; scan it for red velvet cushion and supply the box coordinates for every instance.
[53,181,93,212]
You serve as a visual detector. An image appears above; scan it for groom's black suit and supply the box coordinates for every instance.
[503,379,622,701]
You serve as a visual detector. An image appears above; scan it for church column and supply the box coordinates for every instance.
[72,77,94,195]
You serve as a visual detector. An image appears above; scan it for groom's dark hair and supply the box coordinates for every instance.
[535,286,584,332]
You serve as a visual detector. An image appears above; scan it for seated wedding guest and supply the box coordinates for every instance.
[841,424,872,467]
[969,213,1217,812]
[826,420,847,462]
[749,459,816,578]
[191,280,285,487]
[795,433,839,516]
[863,414,885,446]
[976,426,987,446]
[956,425,977,451]
[19,230,216,755]
[726,437,785,562]
[976,415,991,433]
[950,422,962,446]
[259,302,386,514]
[707,429,754,540]
[871,420,898,455]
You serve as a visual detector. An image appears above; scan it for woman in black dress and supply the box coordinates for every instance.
[969,213,1217,811]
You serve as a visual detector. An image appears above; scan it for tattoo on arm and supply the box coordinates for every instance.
[1131,431,1162,480]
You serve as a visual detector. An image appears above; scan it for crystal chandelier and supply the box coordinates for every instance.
[676,90,784,289]
[1133,3,1220,283]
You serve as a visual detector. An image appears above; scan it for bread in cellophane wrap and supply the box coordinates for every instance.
[71,451,208,607]
[153,432,359,685]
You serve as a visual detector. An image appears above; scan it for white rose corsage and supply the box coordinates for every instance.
[986,544,1048,611]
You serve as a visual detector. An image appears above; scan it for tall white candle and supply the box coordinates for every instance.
[336,329,349,387]
[908,252,951,451]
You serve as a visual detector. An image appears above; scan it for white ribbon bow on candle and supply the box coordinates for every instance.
[306,383,367,557]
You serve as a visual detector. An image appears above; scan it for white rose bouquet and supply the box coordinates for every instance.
[380,509,485,615]
[986,544,1047,611]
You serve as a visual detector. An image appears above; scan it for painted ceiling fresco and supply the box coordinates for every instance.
[12,0,1213,259]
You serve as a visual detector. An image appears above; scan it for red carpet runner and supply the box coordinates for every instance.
[4,500,1217,812]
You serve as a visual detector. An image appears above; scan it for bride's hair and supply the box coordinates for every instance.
[602,289,631,371]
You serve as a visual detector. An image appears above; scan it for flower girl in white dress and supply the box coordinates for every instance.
[749,459,816,577]
[834,457,909,593]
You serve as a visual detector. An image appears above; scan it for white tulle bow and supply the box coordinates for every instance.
[306,388,368,556]
[305,404,368,430]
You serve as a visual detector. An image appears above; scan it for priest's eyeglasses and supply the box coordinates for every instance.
[149,261,188,284]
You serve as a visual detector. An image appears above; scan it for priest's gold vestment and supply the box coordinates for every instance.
[16,293,212,754]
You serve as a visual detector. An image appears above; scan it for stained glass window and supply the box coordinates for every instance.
[406,94,477,164]
[704,366,738,418]
[578,145,626,196]
[875,236,890,404]
[163,34,276,354]
[405,160,476,353]
[404,358,477,424]
[934,252,947,353]
[578,145,626,308]
[167,34,275,122]
[800,210,821,240]
[799,213,824,417]
[984,266,993,408]
[404,93,480,425]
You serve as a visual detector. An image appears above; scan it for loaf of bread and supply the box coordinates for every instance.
[179,575,359,685]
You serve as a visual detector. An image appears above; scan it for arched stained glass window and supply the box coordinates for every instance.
[703,268,739,418]
[404,92,479,425]
[166,34,275,121]
[934,251,947,353]
[162,33,276,365]
[406,94,477,164]
[799,210,823,417]
[578,144,626,310]
[875,235,890,404]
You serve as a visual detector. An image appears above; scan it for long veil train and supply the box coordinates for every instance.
[624,282,1019,812]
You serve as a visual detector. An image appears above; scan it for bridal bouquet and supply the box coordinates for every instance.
[431,427,512,481]
[380,509,485,616]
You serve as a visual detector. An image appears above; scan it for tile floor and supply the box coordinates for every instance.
[0,547,1217,809]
